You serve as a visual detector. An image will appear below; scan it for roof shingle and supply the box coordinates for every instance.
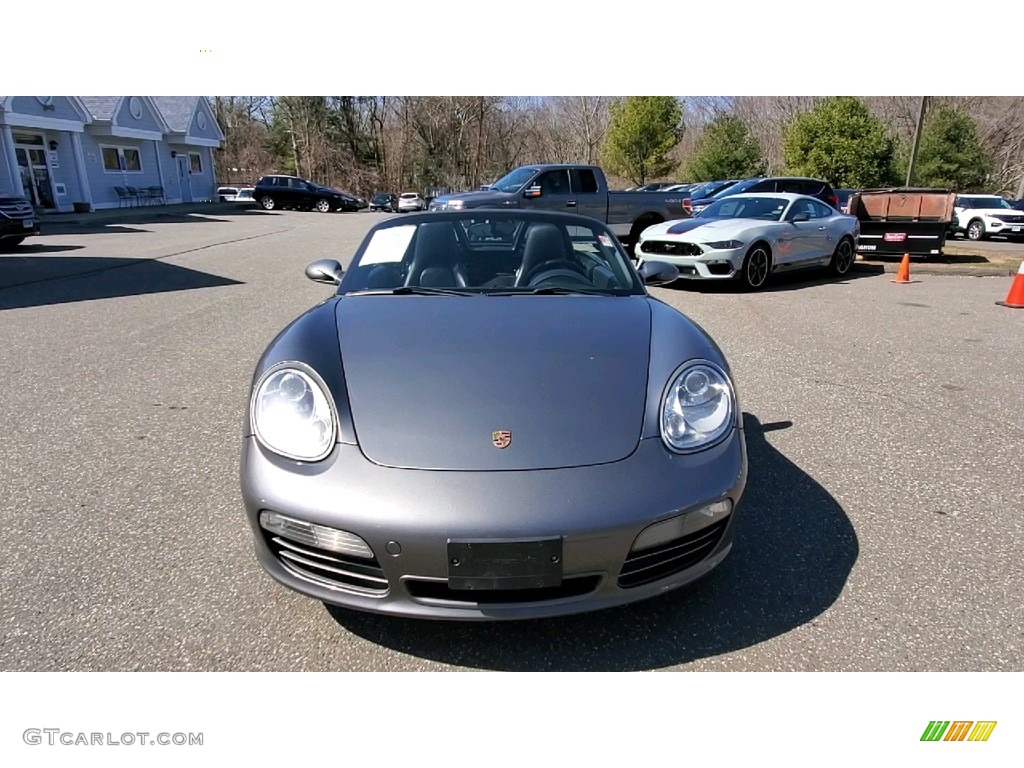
[151,97,199,132]
[79,96,121,120]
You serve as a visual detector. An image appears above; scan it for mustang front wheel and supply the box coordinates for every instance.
[741,244,771,290]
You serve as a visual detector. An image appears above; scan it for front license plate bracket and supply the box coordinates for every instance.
[447,538,563,591]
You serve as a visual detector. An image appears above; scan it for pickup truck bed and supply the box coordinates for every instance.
[847,188,956,258]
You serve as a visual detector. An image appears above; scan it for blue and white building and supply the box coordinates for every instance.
[0,96,224,211]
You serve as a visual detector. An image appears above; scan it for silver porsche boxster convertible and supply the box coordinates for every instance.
[241,210,747,620]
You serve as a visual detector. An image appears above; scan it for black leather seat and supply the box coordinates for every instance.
[404,222,469,288]
[516,223,569,286]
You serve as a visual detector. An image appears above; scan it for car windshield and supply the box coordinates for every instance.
[697,196,787,221]
[373,194,391,202]
[966,197,1010,209]
[489,167,539,193]
[710,179,757,198]
[339,215,643,296]
[401,193,418,199]
[690,180,737,200]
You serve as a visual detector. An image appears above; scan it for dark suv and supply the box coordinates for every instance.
[689,176,840,215]
[254,175,360,213]
[369,192,398,212]
[0,193,39,250]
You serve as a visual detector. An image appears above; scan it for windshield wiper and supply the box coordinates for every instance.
[490,286,627,296]
[349,286,476,296]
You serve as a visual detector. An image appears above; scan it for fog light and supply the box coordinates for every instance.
[631,499,733,552]
[259,511,374,560]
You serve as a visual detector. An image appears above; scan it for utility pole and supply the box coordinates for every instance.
[905,96,929,187]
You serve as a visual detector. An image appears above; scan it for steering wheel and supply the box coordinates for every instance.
[522,259,590,286]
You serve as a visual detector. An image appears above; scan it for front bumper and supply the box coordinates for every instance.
[988,220,1024,236]
[636,242,744,280]
[0,216,39,239]
[241,430,747,620]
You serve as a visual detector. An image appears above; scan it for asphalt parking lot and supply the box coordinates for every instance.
[1,207,1021,671]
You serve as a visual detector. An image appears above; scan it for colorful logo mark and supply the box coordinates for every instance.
[921,721,997,742]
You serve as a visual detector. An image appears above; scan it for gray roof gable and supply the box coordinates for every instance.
[79,96,121,120]
[151,97,200,132]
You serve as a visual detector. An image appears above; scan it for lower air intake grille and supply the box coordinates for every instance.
[405,575,601,604]
[618,518,728,589]
[643,240,704,257]
[266,533,388,595]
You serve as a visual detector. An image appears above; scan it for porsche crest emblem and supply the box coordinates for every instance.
[491,430,512,449]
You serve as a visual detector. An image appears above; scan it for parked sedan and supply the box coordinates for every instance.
[240,210,747,620]
[636,193,860,290]
[397,192,426,212]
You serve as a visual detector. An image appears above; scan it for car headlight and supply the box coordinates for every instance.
[704,240,744,249]
[660,361,736,453]
[446,200,465,210]
[251,366,336,461]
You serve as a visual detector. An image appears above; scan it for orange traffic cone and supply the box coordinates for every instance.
[996,259,1024,309]
[891,253,919,284]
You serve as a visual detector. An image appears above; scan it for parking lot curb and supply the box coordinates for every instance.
[852,259,1015,278]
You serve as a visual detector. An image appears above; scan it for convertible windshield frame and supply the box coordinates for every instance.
[337,211,647,297]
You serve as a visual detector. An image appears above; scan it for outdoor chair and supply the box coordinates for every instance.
[114,186,136,208]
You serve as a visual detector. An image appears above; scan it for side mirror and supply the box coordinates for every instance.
[523,185,542,199]
[791,211,810,223]
[305,259,344,285]
[637,260,679,287]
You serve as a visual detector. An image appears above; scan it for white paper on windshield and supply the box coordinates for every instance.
[359,225,417,265]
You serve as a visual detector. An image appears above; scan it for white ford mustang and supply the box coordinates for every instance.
[635,192,861,290]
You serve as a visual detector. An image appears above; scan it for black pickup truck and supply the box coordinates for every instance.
[428,164,690,249]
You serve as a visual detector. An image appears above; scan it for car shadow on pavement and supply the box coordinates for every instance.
[327,413,859,670]
[0,256,242,310]
[37,208,282,237]
[665,265,885,295]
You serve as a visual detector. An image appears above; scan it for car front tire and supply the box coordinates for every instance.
[740,243,772,291]
[316,199,331,213]
[260,196,276,211]
[0,236,26,250]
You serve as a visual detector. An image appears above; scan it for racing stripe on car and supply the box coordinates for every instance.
[666,220,707,235]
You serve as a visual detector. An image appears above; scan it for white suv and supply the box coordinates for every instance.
[952,194,1024,241]
[398,192,426,212]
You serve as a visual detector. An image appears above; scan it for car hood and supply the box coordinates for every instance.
[335,295,652,470]
[641,218,754,241]
[431,189,515,208]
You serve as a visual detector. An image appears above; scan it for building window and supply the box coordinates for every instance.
[197,110,207,131]
[129,97,143,120]
[189,152,203,174]
[101,145,143,173]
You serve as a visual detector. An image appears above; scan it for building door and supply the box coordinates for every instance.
[14,135,56,210]
[176,155,193,202]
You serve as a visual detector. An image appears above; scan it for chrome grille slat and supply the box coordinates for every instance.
[262,519,389,596]
[278,550,388,587]
[0,202,33,220]
[271,536,386,580]
[620,526,722,572]
[618,518,728,589]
